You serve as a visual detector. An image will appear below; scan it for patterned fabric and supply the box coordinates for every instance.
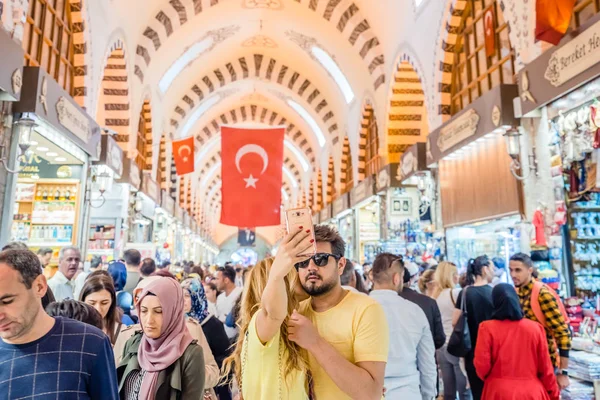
[0,316,119,399]
[124,369,145,400]
[185,278,210,322]
[518,281,572,367]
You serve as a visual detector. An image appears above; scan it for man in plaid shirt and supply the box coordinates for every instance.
[509,253,571,390]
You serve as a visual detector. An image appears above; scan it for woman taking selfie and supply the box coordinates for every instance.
[117,277,205,399]
[223,228,313,399]
[80,274,133,344]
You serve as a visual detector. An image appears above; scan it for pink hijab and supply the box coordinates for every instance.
[136,277,194,400]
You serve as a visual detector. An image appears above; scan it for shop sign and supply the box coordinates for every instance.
[18,153,82,180]
[397,143,427,182]
[183,213,191,229]
[438,109,479,153]
[162,191,175,216]
[176,205,184,222]
[142,172,160,204]
[320,205,331,222]
[0,26,24,101]
[351,176,374,207]
[332,193,349,216]
[56,97,91,143]
[97,135,124,177]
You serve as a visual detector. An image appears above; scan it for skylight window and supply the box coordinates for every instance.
[415,0,424,7]
[287,99,326,147]
[311,46,354,104]
[159,37,215,93]
[180,96,220,138]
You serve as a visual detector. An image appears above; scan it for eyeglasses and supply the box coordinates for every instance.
[295,253,341,269]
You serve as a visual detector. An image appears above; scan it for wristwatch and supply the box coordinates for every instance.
[559,369,569,376]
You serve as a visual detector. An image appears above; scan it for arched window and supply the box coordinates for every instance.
[342,136,354,193]
[135,101,152,171]
[451,0,515,115]
[23,0,75,94]
[572,0,600,29]
[327,157,336,204]
[363,105,380,178]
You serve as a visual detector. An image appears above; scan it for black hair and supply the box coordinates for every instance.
[1,242,29,251]
[37,247,53,256]
[45,300,104,330]
[90,255,102,270]
[354,270,368,294]
[340,259,355,286]
[123,249,142,266]
[140,258,157,276]
[314,225,346,258]
[0,249,42,288]
[159,259,171,269]
[372,253,404,284]
[218,266,237,283]
[509,253,534,269]
[466,255,491,286]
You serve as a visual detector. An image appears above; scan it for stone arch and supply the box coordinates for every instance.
[96,40,131,152]
[357,100,379,182]
[326,156,336,204]
[133,0,385,89]
[386,54,429,163]
[341,136,354,193]
[169,54,340,139]
[134,100,153,171]
[316,170,324,211]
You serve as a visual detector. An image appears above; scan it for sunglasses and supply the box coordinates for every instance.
[295,253,341,269]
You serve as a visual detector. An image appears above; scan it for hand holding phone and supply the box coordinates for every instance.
[284,208,316,257]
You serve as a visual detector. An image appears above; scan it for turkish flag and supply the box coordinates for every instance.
[220,126,284,227]
[483,7,495,58]
[172,136,195,176]
[535,0,576,45]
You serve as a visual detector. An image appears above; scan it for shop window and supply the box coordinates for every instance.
[450,0,515,115]
[363,106,380,178]
[572,0,600,29]
[342,137,354,193]
[22,0,75,94]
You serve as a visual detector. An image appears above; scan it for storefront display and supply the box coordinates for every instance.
[350,176,379,264]
[332,193,354,260]
[3,67,101,267]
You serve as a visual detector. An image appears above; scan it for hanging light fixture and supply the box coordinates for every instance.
[503,127,537,181]
[0,114,37,173]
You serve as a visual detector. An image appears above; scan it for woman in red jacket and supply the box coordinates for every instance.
[474,283,559,400]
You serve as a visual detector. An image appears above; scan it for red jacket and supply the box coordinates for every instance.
[474,319,559,400]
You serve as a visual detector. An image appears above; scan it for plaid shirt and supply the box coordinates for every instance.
[518,281,572,367]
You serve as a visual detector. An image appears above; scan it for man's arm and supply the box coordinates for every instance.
[90,336,120,400]
[416,315,437,400]
[539,288,571,389]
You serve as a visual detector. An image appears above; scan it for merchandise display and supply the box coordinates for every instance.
[87,224,116,262]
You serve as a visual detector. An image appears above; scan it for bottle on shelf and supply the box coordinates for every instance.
[65,187,71,201]
[42,188,48,200]
[54,188,60,201]
[36,187,42,201]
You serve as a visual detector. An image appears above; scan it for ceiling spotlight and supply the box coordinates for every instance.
[37,146,49,152]
[46,152,58,157]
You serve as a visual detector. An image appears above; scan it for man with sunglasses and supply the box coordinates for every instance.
[288,225,389,400]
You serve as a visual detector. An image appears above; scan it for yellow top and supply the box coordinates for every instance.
[241,312,308,400]
[298,290,389,400]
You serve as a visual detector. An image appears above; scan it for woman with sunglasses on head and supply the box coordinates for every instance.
[117,277,205,399]
[182,277,231,400]
[80,274,134,345]
[223,227,313,399]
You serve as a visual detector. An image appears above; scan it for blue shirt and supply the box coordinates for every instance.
[370,289,437,400]
[0,316,119,400]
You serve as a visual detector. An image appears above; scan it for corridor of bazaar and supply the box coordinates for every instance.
[1,0,600,399]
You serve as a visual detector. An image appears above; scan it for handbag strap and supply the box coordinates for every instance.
[461,287,468,314]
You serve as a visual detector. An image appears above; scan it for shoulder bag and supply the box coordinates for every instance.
[447,287,472,357]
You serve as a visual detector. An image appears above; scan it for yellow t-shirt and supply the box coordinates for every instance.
[241,312,308,400]
[298,290,389,400]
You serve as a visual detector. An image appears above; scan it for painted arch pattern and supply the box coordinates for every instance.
[169,54,339,139]
[195,104,315,168]
[341,136,353,193]
[134,0,384,89]
[327,156,336,204]
[70,0,88,108]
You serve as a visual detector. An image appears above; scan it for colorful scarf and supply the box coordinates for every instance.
[183,278,210,322]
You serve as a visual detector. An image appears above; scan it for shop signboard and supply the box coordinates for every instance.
[350,176,375,207]
[320,204,331,222]
[517,13,600,116]
[398,143,427,183]
[176,204,184,222]
[18,153,83,180]
[97,135,124,177]
[116,159,141,190]
[183,212,191,229]
[14,67,102,158]
[0,26,24,101]
[427,84,519,166]
[142,172,160,205]
[332,193,349,217]
[375,164,404,193]
[161,191,176,216]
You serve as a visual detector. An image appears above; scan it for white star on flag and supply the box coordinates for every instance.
[244,174,259,188]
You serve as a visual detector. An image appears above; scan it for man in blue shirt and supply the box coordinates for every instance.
[0,249,119,400]
[370,253,437,400]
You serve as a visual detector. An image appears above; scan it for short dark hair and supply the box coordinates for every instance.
[45,300,103,330]
[0,249,42,288]
[37,247,53,256]
[340,259,355,286]
[314,225,345,257]
[90,255,102,270]
[123,249,142,266]
[510,253,534,269]
[372,253,404,284]
[218,266,236,283]
[1,242,29,251]
[140,258,156,276]
[159,260,171,269]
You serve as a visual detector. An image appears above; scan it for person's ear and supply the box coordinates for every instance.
[32,274,48,299]
[393,273,400,288]
[338,257,346,276]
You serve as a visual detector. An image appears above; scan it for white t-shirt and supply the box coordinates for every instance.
[217,287,243,338]
[436,288,462,342]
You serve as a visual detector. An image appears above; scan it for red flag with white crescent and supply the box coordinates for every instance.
[172,136,195,176]
[220,126,284,227]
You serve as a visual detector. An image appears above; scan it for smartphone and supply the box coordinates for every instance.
[284,207,316,257]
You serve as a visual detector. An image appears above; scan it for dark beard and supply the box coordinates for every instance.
[301,278,337,296]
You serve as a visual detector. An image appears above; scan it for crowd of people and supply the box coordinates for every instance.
[0,225,572,399]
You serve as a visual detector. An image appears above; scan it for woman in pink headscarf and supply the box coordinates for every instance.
[117,277,205,400]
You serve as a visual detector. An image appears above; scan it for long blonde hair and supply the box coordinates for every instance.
[433,261,458,298]
[222,257,308,388]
